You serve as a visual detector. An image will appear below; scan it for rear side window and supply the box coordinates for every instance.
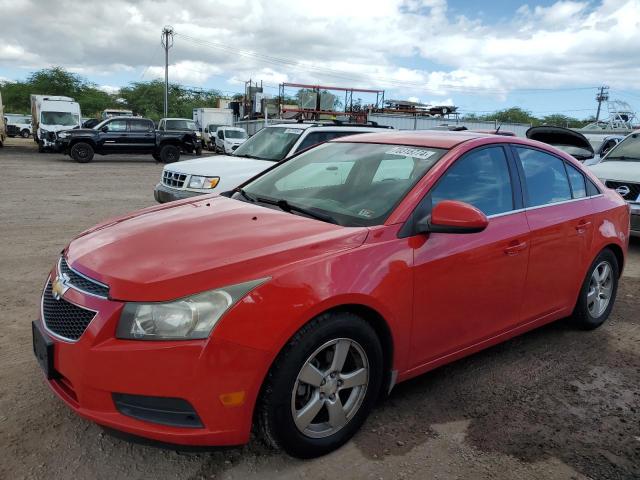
[586,178,601,196]
[565,163,587,198]
[516,147,572,207]
[129,119,152,132]
[431,146,513,216]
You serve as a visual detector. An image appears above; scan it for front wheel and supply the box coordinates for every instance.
[571,249,619,330]
[257,312,383,458]
[159,144,180,163]
[70,142,94,163]
[21,129,30,138]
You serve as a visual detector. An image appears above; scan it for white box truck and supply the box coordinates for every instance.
[192,107,234,151]
[31,95,82,151]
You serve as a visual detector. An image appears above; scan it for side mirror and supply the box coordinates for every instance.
[418,200,488,234]
[101,125,109,133]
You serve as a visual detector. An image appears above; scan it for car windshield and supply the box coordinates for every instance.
[233,126,304,161]
[166,119,197,130]
[603,133,640,162]
[41,112,79,126]
[225,129,247,139]
[236,142,447,226]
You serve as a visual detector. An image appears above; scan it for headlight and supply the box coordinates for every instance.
[58,132,69,138]
[116,278,268,340]
[188,175,220,189]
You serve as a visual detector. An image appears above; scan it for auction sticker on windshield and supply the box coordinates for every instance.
[385,146,437,159]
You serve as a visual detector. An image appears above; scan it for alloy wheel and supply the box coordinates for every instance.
[291,338,369,439]
[587,260,613,318]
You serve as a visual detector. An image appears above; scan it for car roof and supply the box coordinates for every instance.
[332,130,492,149]
[268,123,388,132]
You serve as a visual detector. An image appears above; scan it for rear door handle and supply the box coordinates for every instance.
[575,220,592,233]
[504,241,528,255]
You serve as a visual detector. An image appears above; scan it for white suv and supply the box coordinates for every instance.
[589,131,640,236]
[154,122,392,203]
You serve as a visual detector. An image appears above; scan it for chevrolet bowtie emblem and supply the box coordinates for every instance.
[51,273,71,300]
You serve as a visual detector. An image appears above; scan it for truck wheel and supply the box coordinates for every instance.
[70,142,94,163]
[159,144,180,163]
[21,129,30,138]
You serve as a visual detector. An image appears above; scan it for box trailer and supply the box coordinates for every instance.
[192,107,234,150]
[31,95,82,151]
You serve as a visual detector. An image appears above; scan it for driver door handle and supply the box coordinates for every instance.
[504,240,528,255]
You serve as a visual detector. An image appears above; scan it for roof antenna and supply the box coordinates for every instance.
[495,123,502,133]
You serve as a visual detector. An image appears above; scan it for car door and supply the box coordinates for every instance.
[410,145,530,367]
[512,146,594,321]
[99,119,129,153]
[128,119,155,152]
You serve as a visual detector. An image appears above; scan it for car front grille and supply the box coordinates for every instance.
[163,170,187,188]
[59,257,109,298]
[42,281,96,341]
[605,180,640,201]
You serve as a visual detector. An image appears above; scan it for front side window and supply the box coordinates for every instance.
[107,120,128,132]
[516,147,572,207]
[239,142,447,226]
[233,126,304,161]
[431,146,514,216]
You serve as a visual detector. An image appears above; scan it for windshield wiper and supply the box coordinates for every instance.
[235,188,256,203]
[256,197,338,224]
[605,155,640,161]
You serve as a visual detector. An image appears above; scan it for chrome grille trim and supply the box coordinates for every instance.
[41,277,98,343]
[162,170,188,188]
[58,257,110,299]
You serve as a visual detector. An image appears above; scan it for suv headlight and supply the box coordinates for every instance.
[188,175,219,189]
[58,131,69,138]
[116,278,268,340]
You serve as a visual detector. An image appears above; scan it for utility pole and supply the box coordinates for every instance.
[595,85,609,122]
[161,26,174,118]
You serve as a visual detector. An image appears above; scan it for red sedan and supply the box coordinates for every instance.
[33,131,629,458]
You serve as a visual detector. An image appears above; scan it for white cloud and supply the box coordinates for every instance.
[0,0,638,100]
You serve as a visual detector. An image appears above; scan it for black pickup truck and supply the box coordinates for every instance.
[55,117,200,163]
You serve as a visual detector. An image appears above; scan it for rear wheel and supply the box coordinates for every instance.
[70,142,94,163]
[20,129,30,138]
[257,312,383,458]
[159,144,180,163]
[571,249,619,330]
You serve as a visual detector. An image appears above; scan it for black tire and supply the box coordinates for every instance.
[571,248,619,330]
[159,144,180,163]
[195,146,203,156]
[257,312,383,458]
[70,142,94,163]
[207,144,214,152]
[37,141,45,153]
[20,129,30,138]
[152,153,161,162]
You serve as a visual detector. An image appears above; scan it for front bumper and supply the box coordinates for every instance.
[630,204,640,237]
[35,279,270,446]
[154,183,203,203]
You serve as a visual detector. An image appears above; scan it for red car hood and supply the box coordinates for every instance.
[65,196,368,302]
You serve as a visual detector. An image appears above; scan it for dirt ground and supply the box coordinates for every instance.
[1,137,639,480]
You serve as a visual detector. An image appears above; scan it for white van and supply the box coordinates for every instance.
[0,92,6,147]
[214,126,248,154]
[31,95,82,151]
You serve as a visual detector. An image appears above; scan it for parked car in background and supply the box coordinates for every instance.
[5,114,32,138]
[589,131,640,236]
[214,126,248,154]
[34,131,628,458]
[158,118,202,156]
[584,135,626,166]
[31,95,82,151]
[0,93,6,147]
[526,126,594,162]
[56,117,193,163]
[154,122,393,203]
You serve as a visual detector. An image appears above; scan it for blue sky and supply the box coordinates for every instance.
[1,0,639,119]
